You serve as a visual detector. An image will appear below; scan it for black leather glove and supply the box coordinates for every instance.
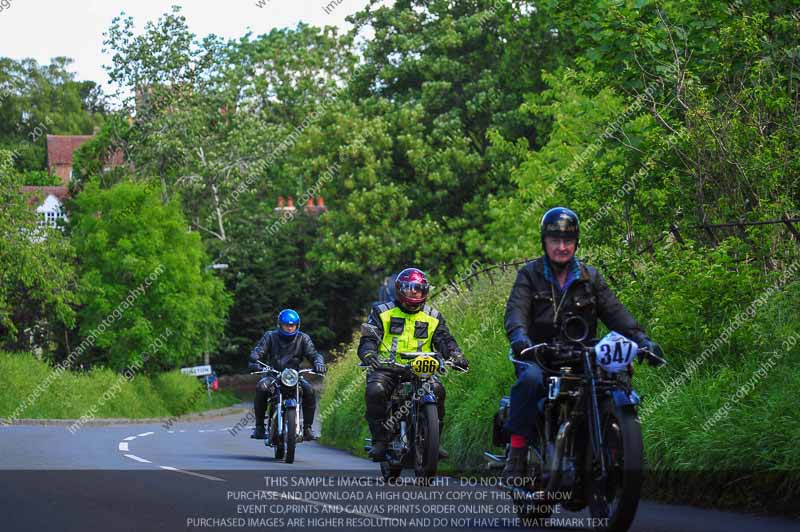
[510,329,533,357]
[248,362,261,372]
[451,354,469,370]
[364,353,381,370]
[314,361,327,374]
[636,336,665,366]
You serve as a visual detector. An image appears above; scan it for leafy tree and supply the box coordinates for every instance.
[0,150,77,351]
[0,57,107,171]
[68,180,231,371]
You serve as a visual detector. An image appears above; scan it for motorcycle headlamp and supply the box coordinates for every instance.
[280,368,299,387]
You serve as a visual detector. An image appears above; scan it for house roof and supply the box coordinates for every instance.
[21,185,69,206]
[46,135,94,166]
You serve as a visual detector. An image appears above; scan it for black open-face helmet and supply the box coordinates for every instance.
[540,207,580,251]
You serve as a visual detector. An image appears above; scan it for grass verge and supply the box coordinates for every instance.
[0,352,238,421]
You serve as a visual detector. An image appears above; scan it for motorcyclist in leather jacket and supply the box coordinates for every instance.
[248,309,326,441]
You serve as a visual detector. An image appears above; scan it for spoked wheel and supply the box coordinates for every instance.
[584,401,643,532]
[284,409,297,464]
[414,403,439,484]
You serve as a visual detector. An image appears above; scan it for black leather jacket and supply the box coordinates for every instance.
[505,257,647,346]
[249,330,323,371]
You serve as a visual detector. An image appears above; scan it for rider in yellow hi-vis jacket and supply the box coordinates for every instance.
[357,267,469,461]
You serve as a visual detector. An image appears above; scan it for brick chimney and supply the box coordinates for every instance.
[286,196,296,210]
[316,196,327,212]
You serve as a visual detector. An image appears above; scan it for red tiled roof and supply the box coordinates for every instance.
[21,185,69,206]
[46,135,94,166]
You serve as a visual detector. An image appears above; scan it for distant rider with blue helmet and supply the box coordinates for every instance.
[248,309,326,441]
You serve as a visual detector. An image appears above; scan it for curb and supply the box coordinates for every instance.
[3,404,251,427]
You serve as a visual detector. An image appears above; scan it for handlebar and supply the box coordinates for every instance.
[357,352,469,374]
[511,342,668,369]
[249,362,325,376]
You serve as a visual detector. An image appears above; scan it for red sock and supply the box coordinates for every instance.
[510,434,527,449]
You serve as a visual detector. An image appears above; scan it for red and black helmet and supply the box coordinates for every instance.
[395,267,429,313]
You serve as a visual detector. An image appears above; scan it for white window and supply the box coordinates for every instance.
[36,195,66,231]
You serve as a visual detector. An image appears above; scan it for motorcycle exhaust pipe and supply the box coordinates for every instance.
[545,419,572,493]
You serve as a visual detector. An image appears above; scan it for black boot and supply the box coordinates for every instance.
[368,441,388,461]
[368,420,389,461]
[251,425,266,440]
[303,425,315,441]
[503,446,529,486]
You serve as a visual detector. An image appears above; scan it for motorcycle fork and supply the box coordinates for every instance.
[295,384,301,436]
[583,350,606,477]
[275,389,283,438]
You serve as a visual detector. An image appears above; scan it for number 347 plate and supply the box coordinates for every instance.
[594,332,638,373]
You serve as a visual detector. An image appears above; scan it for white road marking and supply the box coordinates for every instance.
[159,466,226,482]
[123,436,137,441]
[124,454,151,463]
[179,430,186,433]
[167,430,174,434]
[118,442,129,451]
[137,431,154,437]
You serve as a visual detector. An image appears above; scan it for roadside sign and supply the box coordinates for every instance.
[181,365,212,377]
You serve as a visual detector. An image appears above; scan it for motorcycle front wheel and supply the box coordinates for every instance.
[414,403,439,484]
[271,411,285,460]
[584,401,643,532]
[284,409,297,464]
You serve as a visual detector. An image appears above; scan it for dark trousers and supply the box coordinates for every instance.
[504,362,546,442]
[365,368,445,442]
[254,376,315,428]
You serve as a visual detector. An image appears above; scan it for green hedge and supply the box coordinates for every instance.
[320,246,800,514]
[0,352,237,420]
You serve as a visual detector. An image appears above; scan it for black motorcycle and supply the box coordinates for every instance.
[251,361,323,464]
[486,316,666,531]
[360,323,467,483]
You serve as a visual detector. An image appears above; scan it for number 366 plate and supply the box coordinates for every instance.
[411,355,440,378]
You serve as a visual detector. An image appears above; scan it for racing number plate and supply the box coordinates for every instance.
[410,355,440,378]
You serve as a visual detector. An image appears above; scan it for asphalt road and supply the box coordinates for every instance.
[1,408,797,532]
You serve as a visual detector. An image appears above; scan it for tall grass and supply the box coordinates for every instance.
[0,353,238,420]
[320,248,800,513]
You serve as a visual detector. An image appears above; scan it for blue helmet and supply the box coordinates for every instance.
[277,309,300,336]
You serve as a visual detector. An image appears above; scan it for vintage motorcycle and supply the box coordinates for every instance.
[485,316,666,531]
[251,361,323,464]
[360,323,467,483]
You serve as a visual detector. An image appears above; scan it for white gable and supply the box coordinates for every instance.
[36,194,63,214]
